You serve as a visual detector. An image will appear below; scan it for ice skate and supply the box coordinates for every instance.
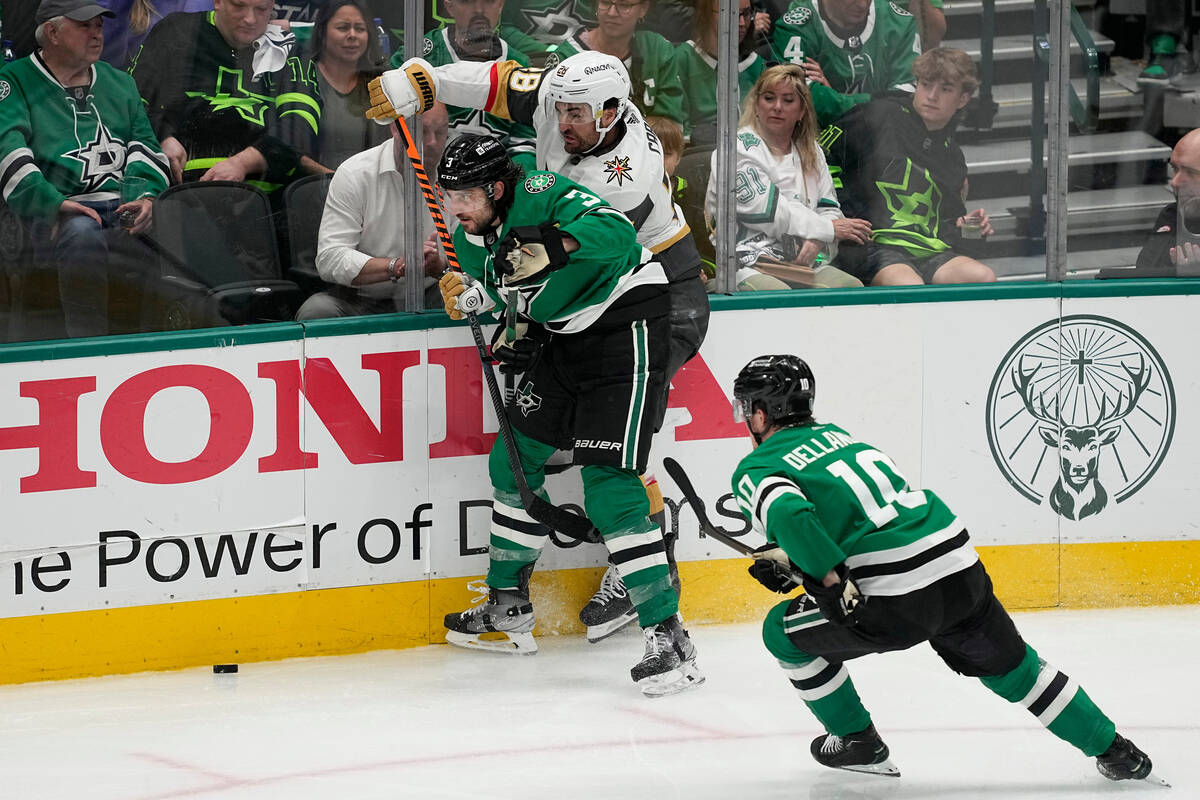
[630,614,704,697]
[1096,733,1169,785]
[444,578,537,655]
[810,724,900,777]
[579,564,637,642]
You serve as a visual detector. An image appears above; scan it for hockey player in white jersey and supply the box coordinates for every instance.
[368,52,709,642]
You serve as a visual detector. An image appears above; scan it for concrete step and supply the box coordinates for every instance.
[979,185,1169,238]
[973,75,1143,130]
[990,244,1142,280]
[944,0,1100,40]
[945,31,1114,85]
[962,131,1169,174]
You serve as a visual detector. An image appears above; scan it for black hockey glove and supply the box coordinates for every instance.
[747,544,803,594]
[495,224,569,286]
[801,563,863,627]
[490,323,545,375]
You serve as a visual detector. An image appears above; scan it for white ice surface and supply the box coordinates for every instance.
[2,606,1195,799]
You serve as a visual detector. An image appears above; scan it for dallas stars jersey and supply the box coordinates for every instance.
[403,28,537,166]
[542,30,685,126]
[455,170,666,334]
[131,11,320,185]
[821,97,968,257]
[674,40,765,143]
[704,126,842,260]
[773,0,920,125]
[0,53,169,221]
[732,421,974,596]
[430,58,694,277]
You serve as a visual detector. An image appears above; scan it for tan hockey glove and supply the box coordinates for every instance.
[366,58,438,122]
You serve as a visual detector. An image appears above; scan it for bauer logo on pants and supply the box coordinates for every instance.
[985,316,1175,521]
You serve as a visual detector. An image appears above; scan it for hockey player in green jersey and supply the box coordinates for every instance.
[729,354,1159,782]
[772,0,922,126]
[434,134,703,697]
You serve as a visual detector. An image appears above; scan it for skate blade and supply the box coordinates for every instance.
[584,610,638,643]
[445,629,538,655]
[839,758,901,778]
[638,661,706,697]
[1143,771,1171,788]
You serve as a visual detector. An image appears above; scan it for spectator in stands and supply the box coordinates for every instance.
[394,0,538,166]
[705,64,865,290]
[646,114,684,183]
[1139,0,1192,85]
[676,0,767,146]
[541,0,685,126]
[131,0,321,187]
[1135,128,1200,272]
[304,0,389,172]
[772,0,920,126]
[0,0,170,338]
[98,0,212,69]
[295,108,448,319]
[823,47,995,286]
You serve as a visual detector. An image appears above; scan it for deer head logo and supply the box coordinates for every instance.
[1011,356,1151,520]
[986,316,1175,520]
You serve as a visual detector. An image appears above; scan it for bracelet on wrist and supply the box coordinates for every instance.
[387,256,401,282]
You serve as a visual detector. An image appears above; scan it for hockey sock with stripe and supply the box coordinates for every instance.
[980,644,1117,756]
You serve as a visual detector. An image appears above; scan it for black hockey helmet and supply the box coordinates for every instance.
[438,134,519,191]
[733,354,816,427]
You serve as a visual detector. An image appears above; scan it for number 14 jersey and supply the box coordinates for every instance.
[732,421,976,596]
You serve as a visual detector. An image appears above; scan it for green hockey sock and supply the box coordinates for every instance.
[980,644,1116,756]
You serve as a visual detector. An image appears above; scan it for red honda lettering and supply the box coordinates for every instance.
[428,346,496,458]
[100,365,253,484]
[668,354,746,441]
[0,376,97,492]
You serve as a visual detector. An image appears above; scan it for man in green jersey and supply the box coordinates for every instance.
[434,134,703,697]
[772,0,922,126]
[729,354,1157,781]
[395,0,538,166]
[0,0,170,338]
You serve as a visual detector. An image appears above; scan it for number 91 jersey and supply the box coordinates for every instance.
[731,422,976,597]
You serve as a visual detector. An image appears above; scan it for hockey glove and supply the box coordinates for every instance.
[747,544,803,594]
[491,323,545,375]
[801,563,863,627]
[495,224,569,286]
[366,58,438,122]
[439,271,495,320]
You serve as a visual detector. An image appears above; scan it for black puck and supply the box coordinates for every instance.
[213,664,238,674]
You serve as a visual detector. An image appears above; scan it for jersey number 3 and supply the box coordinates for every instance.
[827,449,927,529]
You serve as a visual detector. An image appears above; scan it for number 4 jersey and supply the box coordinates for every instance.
[732,421,976,596]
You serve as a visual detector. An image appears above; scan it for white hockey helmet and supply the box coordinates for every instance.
[543,51,631,142]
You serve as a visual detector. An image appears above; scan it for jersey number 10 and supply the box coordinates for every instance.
[826,449,928,529]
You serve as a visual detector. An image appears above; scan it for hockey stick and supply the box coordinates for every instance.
[397,118,601,544]
[662,456,804,583]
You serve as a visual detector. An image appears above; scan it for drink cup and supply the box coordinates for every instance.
[961,212,984,240]
[119,177,148,229]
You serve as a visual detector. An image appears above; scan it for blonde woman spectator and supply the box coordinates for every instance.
[705,64,868,289]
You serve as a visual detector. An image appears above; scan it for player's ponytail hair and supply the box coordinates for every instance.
[130,0,158,36]
[740,65,820,176]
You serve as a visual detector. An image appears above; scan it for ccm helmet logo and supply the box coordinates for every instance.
[583,64,613,75]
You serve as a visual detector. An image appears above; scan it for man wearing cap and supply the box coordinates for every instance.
[0,0,170,338]
[130,0,321,187]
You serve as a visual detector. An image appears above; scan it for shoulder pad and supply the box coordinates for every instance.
[888,1,914,17]
[781,6,814,25]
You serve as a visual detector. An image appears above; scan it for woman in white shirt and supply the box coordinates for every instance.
[705,64,871,288]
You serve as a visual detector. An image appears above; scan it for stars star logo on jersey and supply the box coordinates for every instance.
[525,173,556,193]
[738,132,762,150]
[0,81,10,102]
[188,66,272,126]
[603,155,633,186]
[65,116,127,194]
[782,7,812,25]
[875,159,942,235]
[515,383,542,417]
[517,0,583,42]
